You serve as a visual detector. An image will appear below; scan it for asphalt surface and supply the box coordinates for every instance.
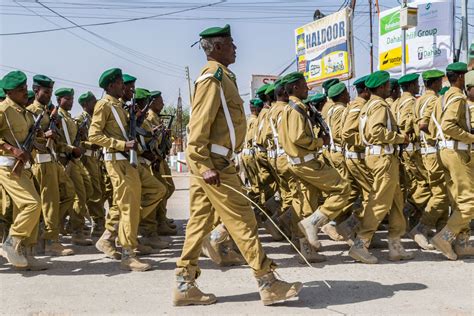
[1,173,473,315]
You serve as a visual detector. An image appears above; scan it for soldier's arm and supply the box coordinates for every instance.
[332,107,345,144]
[186,77,221,174]
[342,107,362,146]
[441,99,474,144]
[88,101,127,151]
[368,104,406,145]
[290,111,323,150]
[399,100,415,134]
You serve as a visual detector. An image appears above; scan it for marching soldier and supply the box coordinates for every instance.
[348,70,413,264]
[174,25,302,306]
[411,70,449,249]
[55,88,93,246]
[431,62,474,260]
[27,75,75,256]
[278,72,350,251]
[386,78,401,113]
[0,70,45,270]
[89,68,164,271]
[395,74,430,220]
[142,90,178,241]
[76,91,106,237]
[339,75,373,242]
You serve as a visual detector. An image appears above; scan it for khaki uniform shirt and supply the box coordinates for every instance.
[255,107,270,147]
[279,96,323,158]
[266,101,287,150]
[360,95,405,146]
[186,60,246,174]
[0,97,34,157]
[433,87,474,144]
[321,98,334,121]
[395,92,416,137]
[327,101,346,147]
[342,96,367,152]
[27,100,55,154]
[244,114,258,149]
[414,90,439,146]
[75,111,94,150]
[57,107,78,155]
[88,94,129,152]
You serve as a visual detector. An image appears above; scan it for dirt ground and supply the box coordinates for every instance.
[1,173,473,315]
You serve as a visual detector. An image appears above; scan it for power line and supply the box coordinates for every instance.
[1,0,226,36]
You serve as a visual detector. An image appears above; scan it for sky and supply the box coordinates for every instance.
[0,0,472,116]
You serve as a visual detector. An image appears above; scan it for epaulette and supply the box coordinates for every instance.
[214,67,223,81]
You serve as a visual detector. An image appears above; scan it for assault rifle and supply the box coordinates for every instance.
[45,103,60,152]
[148,114,174,168]
[65,116,90,164]
[11,110,45,176]
[308,104,330,137]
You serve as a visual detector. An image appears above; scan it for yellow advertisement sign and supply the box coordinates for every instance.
[379,45,409,70]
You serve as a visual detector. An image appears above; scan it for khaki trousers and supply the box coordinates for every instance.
[289,157,350,220]
[0,167,41,246]
[62,159,90,232]
[82,155,105,226]
[241,153,266,206]
[31,161,61,240]
[402,151,431,210]
[357,154,406,240]
[177,154,274,277]
[255,151,278,205]
[439,149,474,234]
[105,160,164,249]
[420,152,449,228]
[345,156,373,220]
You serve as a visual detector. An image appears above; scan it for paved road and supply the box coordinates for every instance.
[1,173,473,315]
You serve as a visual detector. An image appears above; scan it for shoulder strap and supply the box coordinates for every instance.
[359,99,383,146]
[110,105,129,141]
[397,97,414,123]
[60,117,72,146]
[195,70,235,152]
[288,100,315,138]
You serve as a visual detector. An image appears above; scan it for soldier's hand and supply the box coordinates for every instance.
[321,135,331,146]
[72,146,83,158]
[419,122,429,133]
[142,151,156,162]
[403,134,410,145]
[11,147,30,163]
[202,169,220,186]
[125,140,138,151]
[44,129,56,139]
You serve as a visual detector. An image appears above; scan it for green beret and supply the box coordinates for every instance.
[0,88,5,99]
[422,69,445,81]
[135,88,150,100]
[28,90,34,99]
[150,90,162,98]
[365,71,390,89]
[282,72,305,84]
[305,93,326,105]
[389,78,399,89]
[251,99,264,108]
[439,86,449,95]
[199,24,231,38]
[327,82,347,99]
[265,84,275,95]
[398,73,419,85]
[55,88,74,97]
[256,84,270,95]
[465,70,474,88]
[322,78,340,93]
[353,75,369,88]
[446,62,468,73]
[273,78,284,90]
[99,68,122,89]
[78,91,95,105]
[0,71,27,90]
[122,74,137,84]
[33,74,54,88]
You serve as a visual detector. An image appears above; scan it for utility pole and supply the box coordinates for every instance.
[369,0,374,73]
[176,89,183,152]
[401,0,407,76]
[185,66,193,106]
[461,0,469,63]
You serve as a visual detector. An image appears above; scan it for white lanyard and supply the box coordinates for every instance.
[110,105,129,141]
[60,115,72,146]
